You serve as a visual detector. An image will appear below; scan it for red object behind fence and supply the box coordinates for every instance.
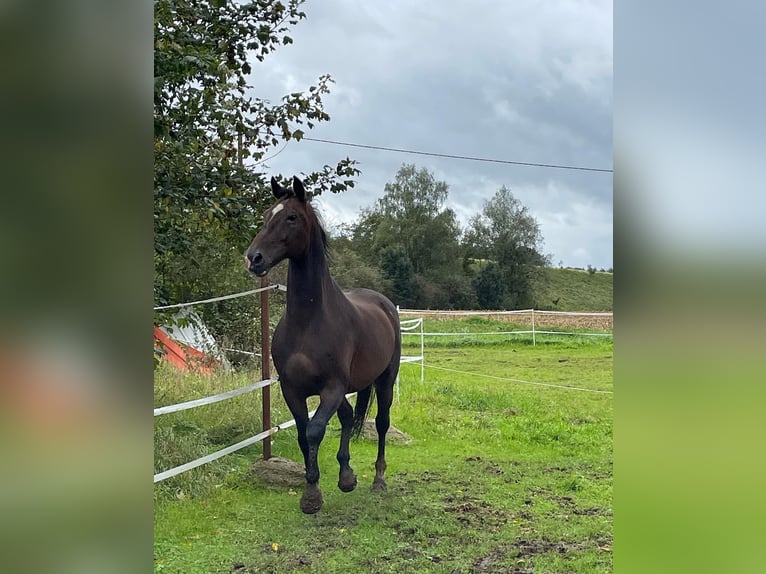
[153,326,219,374]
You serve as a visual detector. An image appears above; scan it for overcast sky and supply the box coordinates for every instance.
[251,0,613,269]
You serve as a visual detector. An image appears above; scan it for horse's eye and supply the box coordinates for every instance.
[286,214,298,222]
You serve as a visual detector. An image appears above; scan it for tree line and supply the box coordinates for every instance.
[329,164,550,311]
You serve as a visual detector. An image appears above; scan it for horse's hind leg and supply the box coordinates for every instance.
[336,397,357,492]
[372,368,396,492]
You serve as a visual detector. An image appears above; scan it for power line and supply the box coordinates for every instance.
[302,137,613,173]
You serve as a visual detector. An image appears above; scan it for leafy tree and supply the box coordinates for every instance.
[328,235,391,294]
[441,274,478,310]
[356,164,461,276]
[465,186,549,309]
[153,0,360,353]
[379,247,416,308]
[377,164,460,275]
[473,262,505,309]
[343,210,382,268]
[351,164,464,307]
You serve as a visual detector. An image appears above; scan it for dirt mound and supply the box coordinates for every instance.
[250,456,305,487]
[361,420,413,444]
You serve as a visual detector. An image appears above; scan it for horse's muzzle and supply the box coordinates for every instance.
[245,251,269,277]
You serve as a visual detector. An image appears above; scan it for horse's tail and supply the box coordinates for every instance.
[351,385,375,439]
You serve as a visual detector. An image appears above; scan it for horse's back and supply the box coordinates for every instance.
[344,288,400,333]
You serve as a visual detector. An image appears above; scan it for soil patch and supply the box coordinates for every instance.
[471,538,592,573]
[249,456,305,487]
[443,499,509,532]
[361,420,413,444]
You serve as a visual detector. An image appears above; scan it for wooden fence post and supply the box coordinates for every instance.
[260,276,271,460]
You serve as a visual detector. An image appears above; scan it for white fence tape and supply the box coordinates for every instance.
[397,308,612,344]
[399,318,424,331]
[153,378,277,416]
[154,394,356,483]
[225,348,262,357]
[398,316,424,394]
[153,283,286,311]
[154,427,278,482]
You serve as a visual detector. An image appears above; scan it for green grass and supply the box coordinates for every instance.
[536,268,613,311]
[155,328,612,573]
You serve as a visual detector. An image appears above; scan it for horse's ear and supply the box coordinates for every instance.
[292,176,307,202]
[271,176,287,199]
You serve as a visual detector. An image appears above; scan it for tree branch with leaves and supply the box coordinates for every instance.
[154,0,360,356]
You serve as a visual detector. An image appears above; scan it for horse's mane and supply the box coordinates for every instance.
[304,200,329,258]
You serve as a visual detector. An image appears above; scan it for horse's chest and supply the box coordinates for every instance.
[272,324,350,384]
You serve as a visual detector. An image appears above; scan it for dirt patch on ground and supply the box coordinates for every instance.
[465,455,506,475]
[471,545,530,574]
[249,456,305,487]
[552,494,608,516]
[288,556,311,569]
[443,499,510,532]
[361,420,413,444]
[528,478,613,518]
[470,538,593,573]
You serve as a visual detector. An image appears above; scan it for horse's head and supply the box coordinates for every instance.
[245,176,316,277]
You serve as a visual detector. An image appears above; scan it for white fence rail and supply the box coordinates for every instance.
[153,378,276,417]
[399,317,424,382]
[397,317,425,403]
[153,283,286,311]
[398,308,612,345]
[154,390,361,483]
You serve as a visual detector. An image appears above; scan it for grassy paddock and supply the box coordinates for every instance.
[154,321,612,573]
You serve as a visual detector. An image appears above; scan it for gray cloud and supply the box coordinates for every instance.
[251,0,612,268]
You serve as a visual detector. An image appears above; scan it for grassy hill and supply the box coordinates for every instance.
[534,267,613,311]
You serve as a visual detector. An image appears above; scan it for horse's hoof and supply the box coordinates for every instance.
[338,470,356,492]
[371,478,387,492]
[300,485,323,514]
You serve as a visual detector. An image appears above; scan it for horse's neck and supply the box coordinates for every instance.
[285,245,339,322]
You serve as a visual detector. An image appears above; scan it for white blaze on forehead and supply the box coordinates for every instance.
[270,204,284,219]
[266,203,284,227]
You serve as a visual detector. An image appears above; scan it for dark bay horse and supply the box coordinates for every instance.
[245,176,401,514]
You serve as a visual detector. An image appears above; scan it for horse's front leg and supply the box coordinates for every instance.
[281,386,310,469]
[301,384,346,514]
